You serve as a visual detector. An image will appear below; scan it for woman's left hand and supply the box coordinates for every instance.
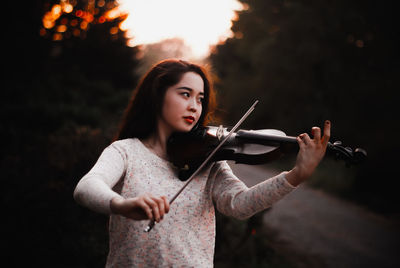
[286,120,331,186]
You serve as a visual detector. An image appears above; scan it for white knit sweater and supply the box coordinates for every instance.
[74,138,296,267]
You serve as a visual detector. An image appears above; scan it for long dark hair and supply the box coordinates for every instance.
[114,59,216,141]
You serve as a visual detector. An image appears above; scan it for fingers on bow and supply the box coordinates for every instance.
[142,195,169,222]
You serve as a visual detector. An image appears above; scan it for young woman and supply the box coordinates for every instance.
[74,59,331,267]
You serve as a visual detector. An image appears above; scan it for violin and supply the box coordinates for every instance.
[168,125,367,181]
[144,100,367,232]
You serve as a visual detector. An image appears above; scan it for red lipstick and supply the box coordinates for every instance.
[183,116,195,124]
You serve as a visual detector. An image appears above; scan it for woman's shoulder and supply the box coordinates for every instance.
[108,138,142,155]
[110,138,138,147]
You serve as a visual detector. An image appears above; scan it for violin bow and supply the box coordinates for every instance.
[144,100,259,232]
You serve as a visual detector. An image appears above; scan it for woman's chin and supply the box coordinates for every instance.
[175,123,195,133]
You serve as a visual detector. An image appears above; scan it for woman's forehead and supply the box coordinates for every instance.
[175,72,204,94]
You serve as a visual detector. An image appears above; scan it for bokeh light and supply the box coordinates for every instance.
[40,0,125,41]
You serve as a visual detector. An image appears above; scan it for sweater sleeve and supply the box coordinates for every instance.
[73,142,127,214]
[210,161,297,220]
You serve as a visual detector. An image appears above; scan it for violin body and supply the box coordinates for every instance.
[168,126,367,181]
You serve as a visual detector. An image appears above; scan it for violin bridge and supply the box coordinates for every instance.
[216,125,224,141]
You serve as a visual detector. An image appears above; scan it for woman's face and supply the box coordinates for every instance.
[159,72,204,135]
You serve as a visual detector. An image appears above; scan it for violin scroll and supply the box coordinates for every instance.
[327,141,367,167]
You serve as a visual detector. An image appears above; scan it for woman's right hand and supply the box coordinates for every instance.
[110,194,170,222]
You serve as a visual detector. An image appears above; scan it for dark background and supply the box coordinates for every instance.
[2,0,398,266]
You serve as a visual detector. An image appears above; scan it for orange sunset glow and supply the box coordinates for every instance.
[41,0,244,58]
[117,0,244,58]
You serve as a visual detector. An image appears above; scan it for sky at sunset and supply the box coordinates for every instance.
[117,0,244,58]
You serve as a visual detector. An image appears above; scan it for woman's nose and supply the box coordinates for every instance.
[188,98,198,112]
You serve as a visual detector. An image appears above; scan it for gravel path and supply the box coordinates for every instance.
[228,162,400,268]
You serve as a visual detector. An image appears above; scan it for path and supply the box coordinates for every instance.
[228,162,400,268]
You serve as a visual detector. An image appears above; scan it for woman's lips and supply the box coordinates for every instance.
[183,116,194,124]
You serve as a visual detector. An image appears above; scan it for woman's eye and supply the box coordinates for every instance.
[181,92,190,98]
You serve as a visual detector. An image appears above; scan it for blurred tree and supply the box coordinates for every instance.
[210,0,399,214]
[134,37,195,78]
[2,0,141,266]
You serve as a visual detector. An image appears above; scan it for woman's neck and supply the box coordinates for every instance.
[142,135,166,158]
[142,125,171,160]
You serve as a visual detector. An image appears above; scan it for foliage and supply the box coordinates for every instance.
[209,0,399,214]
[2,1,139,266]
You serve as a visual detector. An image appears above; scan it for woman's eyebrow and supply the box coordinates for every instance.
[176,87,204,96]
